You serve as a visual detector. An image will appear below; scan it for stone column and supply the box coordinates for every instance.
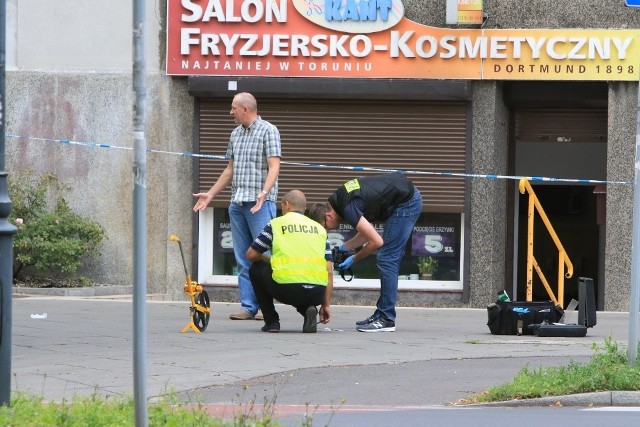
[467,81,509,308]
[605,82,636,312]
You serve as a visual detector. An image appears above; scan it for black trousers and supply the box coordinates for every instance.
[249,261,326,324]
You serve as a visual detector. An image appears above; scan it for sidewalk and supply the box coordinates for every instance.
[9,295,639,410]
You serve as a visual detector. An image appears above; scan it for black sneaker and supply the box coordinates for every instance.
[356,317,395,332]
[261,322,280,333]
[355,313,379,326]
[303,306,318,333]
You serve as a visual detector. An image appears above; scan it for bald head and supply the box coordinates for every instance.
[230,92,259,127]
[234,92,257,112]
[282,190,307,213]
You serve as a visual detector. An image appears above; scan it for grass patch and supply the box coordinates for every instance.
[461,337,640,404]
[0,392,280,427]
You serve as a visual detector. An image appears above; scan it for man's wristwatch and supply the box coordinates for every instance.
[261,190,268,196]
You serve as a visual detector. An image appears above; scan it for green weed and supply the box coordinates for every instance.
[0,393,230,427]
[464,337,640,403]
[0,390,340,426]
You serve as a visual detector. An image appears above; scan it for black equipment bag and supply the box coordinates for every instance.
[487,300,564,335]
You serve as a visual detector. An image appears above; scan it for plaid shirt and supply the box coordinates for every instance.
[227,116,281,203]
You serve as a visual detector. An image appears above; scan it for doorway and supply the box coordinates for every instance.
[506,82,608,310]
[515,184,599,307]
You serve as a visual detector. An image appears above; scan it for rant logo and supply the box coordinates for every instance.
[292,0,404,33]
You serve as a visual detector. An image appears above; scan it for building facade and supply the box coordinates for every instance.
[6,0,640,310]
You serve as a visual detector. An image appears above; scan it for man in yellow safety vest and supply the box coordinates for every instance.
[246,190,333,333]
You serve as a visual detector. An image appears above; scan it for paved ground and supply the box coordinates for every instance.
[8,294,640,419]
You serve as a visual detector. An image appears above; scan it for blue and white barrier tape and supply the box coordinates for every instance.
[6,134,634,186]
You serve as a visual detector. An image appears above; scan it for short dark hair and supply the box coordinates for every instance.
[308,202,329,224]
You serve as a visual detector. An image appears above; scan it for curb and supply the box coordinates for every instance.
[13,286,171,301]
[458,391,640,407]
[13,286,134,298]
[12,286,173,301]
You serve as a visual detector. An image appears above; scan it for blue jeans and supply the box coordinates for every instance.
[229,200,276,315]
[376,188,422,321]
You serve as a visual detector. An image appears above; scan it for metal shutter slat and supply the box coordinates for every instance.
[515,108,607,143]
[198,100,467,212]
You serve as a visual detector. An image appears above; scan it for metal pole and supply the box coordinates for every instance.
[628,78,640,365]
[132,0,148,425]
[0,0,18,407]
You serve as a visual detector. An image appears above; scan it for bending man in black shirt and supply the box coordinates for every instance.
[313,172,422,332]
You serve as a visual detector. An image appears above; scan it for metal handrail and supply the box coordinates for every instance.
[518,178,574,307]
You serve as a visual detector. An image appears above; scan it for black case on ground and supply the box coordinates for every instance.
[531,323,587,337]
[487,300,564,335]
[578,277,597,328]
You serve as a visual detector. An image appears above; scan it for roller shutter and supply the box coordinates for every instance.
[197,99,467,212]
[515,108,607,143]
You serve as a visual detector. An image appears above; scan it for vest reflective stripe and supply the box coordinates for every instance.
[271,213,327,285]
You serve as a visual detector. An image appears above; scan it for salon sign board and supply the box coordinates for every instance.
[167,0,640,80]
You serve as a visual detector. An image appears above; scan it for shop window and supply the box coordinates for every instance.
[204,208,463,289]
[326,212,462,282]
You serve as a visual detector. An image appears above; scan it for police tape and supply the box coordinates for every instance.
[6,133,634,186]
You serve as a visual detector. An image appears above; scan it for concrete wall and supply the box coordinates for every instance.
[5,72,194,298]
[5,0,194,298]
[6,0,160,72]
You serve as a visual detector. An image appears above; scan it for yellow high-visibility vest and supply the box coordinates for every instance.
[270,212,328,285]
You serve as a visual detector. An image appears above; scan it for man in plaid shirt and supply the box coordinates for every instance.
[193,92,281,320]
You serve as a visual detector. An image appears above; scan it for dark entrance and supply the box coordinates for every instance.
[506,81,608,310]
[515,184,599,307]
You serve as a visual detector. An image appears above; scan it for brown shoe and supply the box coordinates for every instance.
[254,311,264,321]
[229,310,254,320]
